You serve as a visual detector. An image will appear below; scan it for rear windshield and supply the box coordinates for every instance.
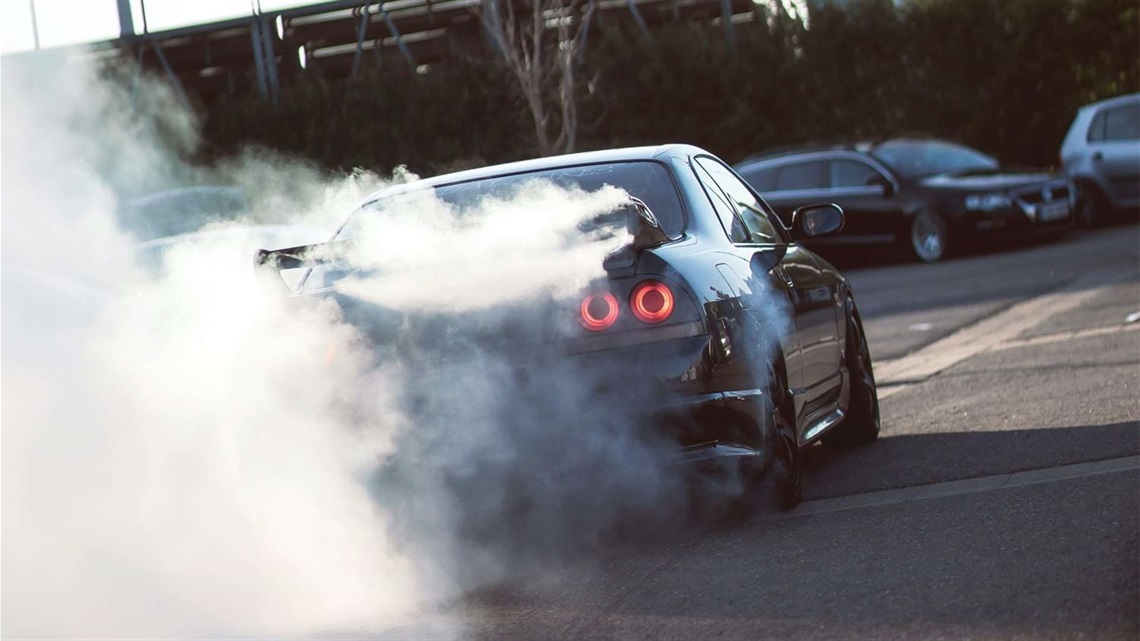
[337,160,685,240]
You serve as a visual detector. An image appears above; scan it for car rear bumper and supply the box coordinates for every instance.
[648,388,774,467]
[569,329,775,467]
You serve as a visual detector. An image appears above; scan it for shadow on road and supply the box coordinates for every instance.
[818,219,1139,273]
[809,230,1061,271]
[835,222,1139,330]
[429,422,1140,641]
[801,420,1140,501]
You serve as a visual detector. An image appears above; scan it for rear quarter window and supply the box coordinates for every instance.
[1104,103,1140,141]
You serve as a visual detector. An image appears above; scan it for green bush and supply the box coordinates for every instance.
[201,0,1139,174]
[203,58,530,173]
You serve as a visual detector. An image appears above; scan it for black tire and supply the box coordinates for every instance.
[909,211,951,263]
[1075,182,1109,228]
[824,299,881,448]
[773,432,802,510]
[765,361,802,509]
[732,358,802,514]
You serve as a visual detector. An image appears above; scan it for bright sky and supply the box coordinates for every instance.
[0,0,321,54]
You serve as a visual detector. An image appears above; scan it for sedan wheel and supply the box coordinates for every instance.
[764,362,802,509]
[910,211,950,263]
[824,299,881,448]
[733,359,802,513]
[773,432,802,510]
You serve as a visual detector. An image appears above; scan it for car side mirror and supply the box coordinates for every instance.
[791,203,844,239]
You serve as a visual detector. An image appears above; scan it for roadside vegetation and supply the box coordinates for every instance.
[200,0,1139,175]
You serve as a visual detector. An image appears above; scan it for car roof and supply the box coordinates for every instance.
[735,137,969,169]
[361,144,701,204]
[736,140,878,166]
[1079,92,1140,113]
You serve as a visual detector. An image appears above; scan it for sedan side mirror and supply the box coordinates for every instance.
[791,203,844,240]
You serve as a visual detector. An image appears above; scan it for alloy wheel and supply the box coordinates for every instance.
[910,212,949,262]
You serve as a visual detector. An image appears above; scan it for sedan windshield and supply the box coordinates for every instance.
[337,160,685,240]
[871,140,1000,179]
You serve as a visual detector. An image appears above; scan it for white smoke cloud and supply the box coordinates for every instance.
[338,180,631,312]
[2,53,422,638]
[2,51,689,639]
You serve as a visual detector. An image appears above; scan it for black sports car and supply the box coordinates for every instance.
[256,145,880,510]
[734,139,1076,262]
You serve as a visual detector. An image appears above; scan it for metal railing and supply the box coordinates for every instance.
[3,0,758,105]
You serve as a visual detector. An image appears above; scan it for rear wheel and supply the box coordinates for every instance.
[910,211,951,263]
[773,432,802,510]
[731,358,802,514]
[824,299,880,448]
[763,361,801,509]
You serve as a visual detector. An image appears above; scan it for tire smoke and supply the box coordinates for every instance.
[2,53,689,638]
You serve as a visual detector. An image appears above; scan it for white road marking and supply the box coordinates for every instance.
[908,322,933,331]
[1126,311,1140,324]
[874,270,1136,399]
[764,455,1140,522]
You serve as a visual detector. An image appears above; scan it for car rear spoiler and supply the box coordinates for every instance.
[588,197,665,249]
[253,241,346,293]
[601,198,670,273]
[253,198,670,292]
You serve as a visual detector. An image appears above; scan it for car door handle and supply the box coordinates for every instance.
[1092,151,1104,162]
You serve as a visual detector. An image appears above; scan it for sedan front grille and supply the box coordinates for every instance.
[1012,180,1072,206]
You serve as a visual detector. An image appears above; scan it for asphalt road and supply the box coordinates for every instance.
[387,225,1140,640]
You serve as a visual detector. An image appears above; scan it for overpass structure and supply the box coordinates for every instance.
[3,0,760,106]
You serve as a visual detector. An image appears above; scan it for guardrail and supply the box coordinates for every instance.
[2,0,757,105]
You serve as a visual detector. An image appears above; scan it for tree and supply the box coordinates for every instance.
[480,0,596,156]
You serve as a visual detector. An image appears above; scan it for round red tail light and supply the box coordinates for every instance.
[630,280,675,324]
[580,292,619,331]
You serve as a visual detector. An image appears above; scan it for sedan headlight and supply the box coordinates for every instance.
[965,193,1013,211]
